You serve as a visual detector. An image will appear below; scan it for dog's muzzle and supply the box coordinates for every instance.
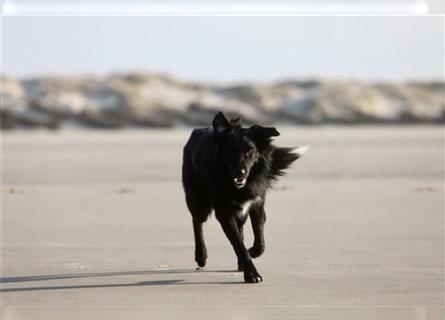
[233,168,247,188]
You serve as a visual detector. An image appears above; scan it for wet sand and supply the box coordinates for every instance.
[1,127,443,317]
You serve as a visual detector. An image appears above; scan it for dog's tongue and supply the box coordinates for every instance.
[234,176,246,184]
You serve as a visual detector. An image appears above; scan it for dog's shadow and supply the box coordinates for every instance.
[0,269,244,292]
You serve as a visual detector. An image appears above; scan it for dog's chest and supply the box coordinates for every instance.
[237,196,262,218]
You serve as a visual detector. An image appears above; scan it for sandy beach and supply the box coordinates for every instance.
[1,126,443,317]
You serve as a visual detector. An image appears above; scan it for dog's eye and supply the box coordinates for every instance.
[245,149,254,157]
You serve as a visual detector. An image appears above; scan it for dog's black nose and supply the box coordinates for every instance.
[235,168,246,178]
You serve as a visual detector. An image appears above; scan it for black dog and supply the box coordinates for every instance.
[182,112,308,283]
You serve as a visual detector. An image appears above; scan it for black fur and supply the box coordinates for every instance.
[182,112,304,283]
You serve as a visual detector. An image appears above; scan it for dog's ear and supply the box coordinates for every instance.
[212,112,231,134]
[247,125,280,150]
[248,125,280,138]
[261,126,280,138]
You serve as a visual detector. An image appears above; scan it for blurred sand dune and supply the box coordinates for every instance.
[2,73,443,129]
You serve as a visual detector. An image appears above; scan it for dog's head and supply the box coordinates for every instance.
[212,112,280,189]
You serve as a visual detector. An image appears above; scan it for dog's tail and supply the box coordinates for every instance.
[268,146,309,179]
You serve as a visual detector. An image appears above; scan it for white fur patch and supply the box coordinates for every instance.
[292,145,310,157]
[238,196,262,218]
[240,200,253,217]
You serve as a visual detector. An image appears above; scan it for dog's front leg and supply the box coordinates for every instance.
[249,204,266,258]
[236,215,248,271]
[216,212,262,283]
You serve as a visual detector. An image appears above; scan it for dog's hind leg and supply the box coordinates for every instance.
[248,204,266,259]
[182,156,211,268]
[185,189,211,268]
[193,217,208,268]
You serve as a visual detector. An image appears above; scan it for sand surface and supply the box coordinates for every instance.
[1,127,443,317]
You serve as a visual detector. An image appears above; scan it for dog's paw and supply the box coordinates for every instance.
[195,253,207,268]
[243,270,263,283]
[195,259,206,268]
[248,245,264,258]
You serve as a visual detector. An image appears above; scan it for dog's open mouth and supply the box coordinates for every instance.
[233,176,247,188]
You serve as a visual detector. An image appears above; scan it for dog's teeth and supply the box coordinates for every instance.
[293,145,310,157]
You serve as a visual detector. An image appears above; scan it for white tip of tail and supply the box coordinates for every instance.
[292,145,310,157]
